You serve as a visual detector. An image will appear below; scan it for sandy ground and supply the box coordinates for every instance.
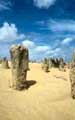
[0,63,75,120]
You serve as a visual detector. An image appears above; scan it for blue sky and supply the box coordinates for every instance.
[0,0,75,61]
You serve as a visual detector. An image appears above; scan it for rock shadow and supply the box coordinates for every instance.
[16,80,37,91]
[25,80,37,89]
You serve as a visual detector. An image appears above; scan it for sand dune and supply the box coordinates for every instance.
[0,63,75,120]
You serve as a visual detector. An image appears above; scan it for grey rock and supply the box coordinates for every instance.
[10,45,29,90]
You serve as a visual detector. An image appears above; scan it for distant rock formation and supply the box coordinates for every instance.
[49,58,60,68]
[1,57,9,69]
[42,57,66,72]
[42,58,49,72]
[10,45,29,90]
[59,58,66,71]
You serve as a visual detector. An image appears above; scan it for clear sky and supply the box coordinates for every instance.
[0,0,75,61]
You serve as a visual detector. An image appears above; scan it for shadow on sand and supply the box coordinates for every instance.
[25,80,37,89]
[16,80,37,91]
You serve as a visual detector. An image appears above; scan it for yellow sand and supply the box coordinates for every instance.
[0,63,75,120]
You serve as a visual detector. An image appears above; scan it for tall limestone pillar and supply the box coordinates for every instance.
[70,51,75,99]
[70,63,75,99]
[10,45,29,90]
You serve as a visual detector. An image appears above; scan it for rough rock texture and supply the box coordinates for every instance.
[1,57,9,69]
[70,63,75,99]
[10,45,29,90]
